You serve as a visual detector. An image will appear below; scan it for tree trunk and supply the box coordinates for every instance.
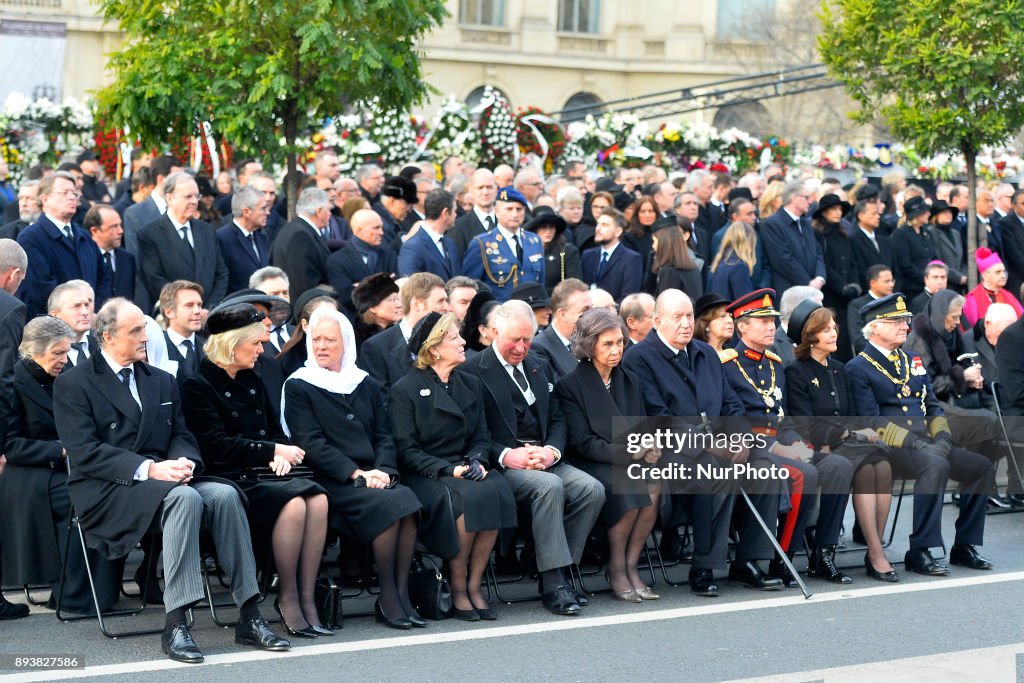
[284,106,299,223]
[965,144,979,289]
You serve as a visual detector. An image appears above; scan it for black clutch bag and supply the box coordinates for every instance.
[408,553,452,620]
[241,466,316,481]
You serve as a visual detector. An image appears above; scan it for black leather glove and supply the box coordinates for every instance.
[934,437,953,458]
[462,457,486,481]
[912,438,949,460]
[842,283,862,299]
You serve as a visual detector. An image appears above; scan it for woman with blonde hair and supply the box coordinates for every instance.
[708,221,757,300]
[759,180,785,218]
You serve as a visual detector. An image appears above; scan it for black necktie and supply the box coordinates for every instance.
[512,233,523,263]
[118,368,132,386]
[63,225,74,242]
[70,341,85,362]
[597,251,610,279]
[247,232,260,261]
[486,215,495,230]
[511,365,529,393]
[677,348,691,371]
[182,339,196,371]
[180,226,193,252]
[794,218,802,236]
[275,327,287,350]
[104,251,114,273]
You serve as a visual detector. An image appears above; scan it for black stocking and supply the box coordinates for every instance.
[468,530,498,610]
[449,514,475,612]
[272,498,309,628]
[606,509,639,593]
[395,515,418,616]
[371,520,403,619]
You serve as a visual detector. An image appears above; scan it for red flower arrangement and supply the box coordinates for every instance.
[515,106,565,174]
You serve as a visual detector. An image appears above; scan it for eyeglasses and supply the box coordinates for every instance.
[52,189,81,199]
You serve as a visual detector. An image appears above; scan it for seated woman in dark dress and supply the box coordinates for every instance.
[390,312,517,621]
[0,316,122,613]
[555,308,660,601]
[277,288,338,376]
[784,303,898,582]
[283,307,423,629]
[182,304,332,637]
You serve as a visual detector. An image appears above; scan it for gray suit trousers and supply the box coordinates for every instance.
[159,481,259,612]
[502,462,605,573]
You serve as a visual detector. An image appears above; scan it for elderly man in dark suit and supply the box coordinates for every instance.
[270,187,332,304]
[53,298,289,663]
[216,185,270,294]
[622,288,783,595]
[0,180,40,240]
[580,207,643,303]
[760,181,827,295]
[86,203,136,301]
[848,198,895,294]
[46,280,98,370]
[529,278,591,380]
[397,188,459,279]
[123,155,182,255]
[449,169,498,263]
[137,173,229,312]
[17,172,112,319]
[462,300,604,616]
[0,238,28,619]
[326,207,397,316]
[358,272,448,391]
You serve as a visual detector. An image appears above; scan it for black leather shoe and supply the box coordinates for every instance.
[0,598,30,620]
[864,555,899,583]
[988,495,1011,510]
[1006,493,1024,507]
[308,624,335,636]
[658,530,684,562]
[949,544,993,570]
[767,556,798,588]
[810,546,852,584]
[374,600,412,629]
[573,590,589,607]
[728,561,784,591]
[688,567,719,597]
[162,623,204,663]
[234,615,290,651]
[405,609,428,627]
[541,584,581,616]
[904,549,950,576]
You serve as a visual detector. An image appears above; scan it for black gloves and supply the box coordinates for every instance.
[912,438,949,460]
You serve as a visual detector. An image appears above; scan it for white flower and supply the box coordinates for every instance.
[3,92,31,119]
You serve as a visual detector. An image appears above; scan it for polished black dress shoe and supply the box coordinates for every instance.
[308,624,335,636]
[405,609,428,628]
[235,615,291,651]
[904,549,950,576]
[688,567,719,597]
[374,600,412,629]
[767,556,798,588]
[728,561,784,590]
[864,556,899,583]
[809,546,852,584]
[162,623,204,663]
[541,584,581,616]
[988,495,1011,510]
[949,544,993,570]
[273,599,318,638]
[0,598,29,620]
[1006,493,1024,507]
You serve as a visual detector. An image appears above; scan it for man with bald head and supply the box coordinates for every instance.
[327,207,397,315]
[493,164,515,189]
[450,168,498,261]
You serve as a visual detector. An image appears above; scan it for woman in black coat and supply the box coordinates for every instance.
[812,194,861,361]
[645,221,704,298]
[390,312,516,621]
[555,308,660,602]
[0,316,121,613]
[525,207,582,295]
[890,196,936,298]
[182,304,331,637]
[784,303,899,583]
[283,307,423,629]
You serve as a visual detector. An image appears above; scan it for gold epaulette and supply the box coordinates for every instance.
[877,423,911,448]
[718,348,739,364]
[928,416,951,439]
[763,350,783,363]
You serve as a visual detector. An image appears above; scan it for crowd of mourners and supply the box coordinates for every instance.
[1,148,1023,663]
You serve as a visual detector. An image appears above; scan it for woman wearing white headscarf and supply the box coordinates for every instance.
[282,307,423,630]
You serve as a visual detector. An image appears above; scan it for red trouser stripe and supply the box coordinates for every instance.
[777,463,804,552]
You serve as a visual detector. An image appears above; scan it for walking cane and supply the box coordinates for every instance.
[990,381,1024,498]
[739,487,813,600]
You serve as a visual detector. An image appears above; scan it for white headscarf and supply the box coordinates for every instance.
[280,308,368,436]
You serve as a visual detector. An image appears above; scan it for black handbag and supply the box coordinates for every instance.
[241,465,316,481]
[408,553,451,620]
[314,575,343,629]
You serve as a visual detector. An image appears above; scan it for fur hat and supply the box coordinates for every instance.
[351,272,399,314]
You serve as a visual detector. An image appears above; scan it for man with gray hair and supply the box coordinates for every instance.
[0,180,40,240]
[356,163,385,204]
[760,180,827,294]
[770,286,824,367]
[48,279,97,368]
[136,172,229,312]
[54,297,290,662]
[619,292,655,347]
[216,184,271,293]
[463,299,604,616]
[513,168,544,213]
[270,187,332,302]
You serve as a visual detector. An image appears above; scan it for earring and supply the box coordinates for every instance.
[229,351,235,363]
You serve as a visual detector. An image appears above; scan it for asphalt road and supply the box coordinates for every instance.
[3,500,1024,682]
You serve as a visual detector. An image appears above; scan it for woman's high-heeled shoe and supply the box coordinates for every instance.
[308,623,335,636]
[375,600,412,630]
[405,608,428,628]
[274,599,319,638]
[634,586,660,600]
[450,591,480,621]
[864,555,899,583]
[612,588,642,603]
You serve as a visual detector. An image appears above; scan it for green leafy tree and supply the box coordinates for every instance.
[96,0,447,216]
[819,0,1024,287]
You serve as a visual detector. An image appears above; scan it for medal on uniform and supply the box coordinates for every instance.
[901,384,911,397]
[773,387,782,400]
[764,395,775,408]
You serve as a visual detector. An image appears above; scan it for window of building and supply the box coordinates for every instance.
[558,0,600,34]
[559,92,605,123]
[717,0,776,40]
[459,0,506,26]
[713,102,772,137]
[466,85,510,112]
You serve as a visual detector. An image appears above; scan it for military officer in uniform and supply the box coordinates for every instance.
[846,293,995,575]
[722,289,854,585]
[461,187,544,303]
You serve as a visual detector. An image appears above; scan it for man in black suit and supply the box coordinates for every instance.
[158,280,206,381]
[997,189,1024,298]
[0,180,40,240]
[250,266,294,355]
[53,297,289,663]
[910,262,948,315]
[86,204,136,301]
[686,170,716,249]
[849,198,895,293]
[463,300,604,616]
[674,190,710,260]
[216,185,270,294]
[449,169,497,263]
[137,173,229,313]
[213,158,262,218]
[760,181,827,294]
[112,166,154,219]
[358,272,448,390]
[356,163,385,205]
[123,155,182,256]
[397,188,459,279]
[529,278,591,380]
[270,187,332,303]
[47,280,98,369]
[847,264,895,356]
[0,238,29,619]
[326,208,397,315]
[580,208,643,302]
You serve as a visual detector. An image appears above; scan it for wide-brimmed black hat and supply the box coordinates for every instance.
[787,299,823,346]
[902,196,930,220]
[380,176,417,204]
[929,199,959,221]
[206,303,267,336]
[523,206,567,235]
[351,272,399,314]
[812,193,852,221]
[693,292,731,320]
[215,288,292,327]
